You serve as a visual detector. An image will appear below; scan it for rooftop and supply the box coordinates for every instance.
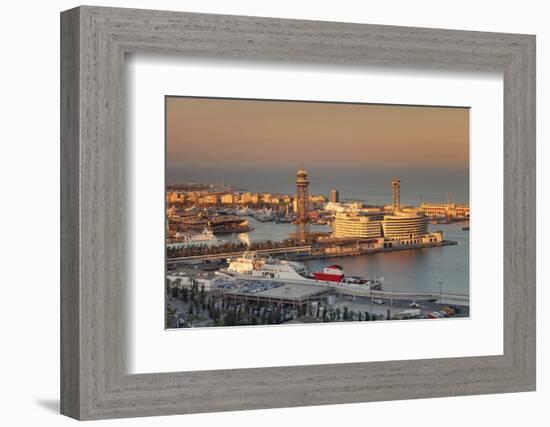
[216,279,329,300]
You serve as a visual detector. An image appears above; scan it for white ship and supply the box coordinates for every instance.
[253,208,276,222]
[167,228,219,249]
[238,233,251,247]
[236,208,253,216]
[220,252,383,290]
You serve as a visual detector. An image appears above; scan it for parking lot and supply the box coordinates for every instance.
[212,279,284,294]
[212,278,330,302]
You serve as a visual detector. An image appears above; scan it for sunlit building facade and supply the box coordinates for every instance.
[332,208,439,247]
[420,202,470,218]
[381,209,429,240]
[221,193,237,204]
[332,212,384,239]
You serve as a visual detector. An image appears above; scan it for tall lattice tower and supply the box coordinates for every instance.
[295,166,310,244]
[392,179,401,212]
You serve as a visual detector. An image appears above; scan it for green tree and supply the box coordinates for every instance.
[260,308,267,324]
[165,313,175,329]
[224,309,236,326]
[250,314,258,325]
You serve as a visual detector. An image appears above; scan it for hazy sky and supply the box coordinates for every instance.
[167,96,468,173]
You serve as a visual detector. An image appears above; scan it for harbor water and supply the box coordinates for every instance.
[216,217,331,245]
[217,218,469,296]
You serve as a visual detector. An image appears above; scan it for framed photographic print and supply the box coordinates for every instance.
[164,96,471,329]
[61,6,536,420]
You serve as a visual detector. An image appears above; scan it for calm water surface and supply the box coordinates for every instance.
[304,223,469,296]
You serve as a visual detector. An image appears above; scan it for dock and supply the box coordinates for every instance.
[167,239,458,265]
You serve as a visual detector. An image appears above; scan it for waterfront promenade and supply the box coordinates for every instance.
[167,239,457,264]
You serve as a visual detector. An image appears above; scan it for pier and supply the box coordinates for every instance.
[166,239,458,265]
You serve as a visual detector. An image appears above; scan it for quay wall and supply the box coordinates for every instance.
[167,239,458,264]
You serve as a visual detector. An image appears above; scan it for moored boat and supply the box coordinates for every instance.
[220,252,383,290]
[312,265,344,282]
[167,228,219,248]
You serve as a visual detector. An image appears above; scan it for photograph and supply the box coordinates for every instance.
[165,96,470,328]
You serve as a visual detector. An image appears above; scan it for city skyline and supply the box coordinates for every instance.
[166,167,469,206]
[166,97,469,204]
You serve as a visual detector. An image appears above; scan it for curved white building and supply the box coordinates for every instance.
[382,209,428,240]
[332,212,384,239]
[328,180,445,249]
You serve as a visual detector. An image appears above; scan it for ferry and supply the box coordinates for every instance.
[220,252,383,290]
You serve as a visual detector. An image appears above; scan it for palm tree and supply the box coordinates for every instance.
[165,306,177,329]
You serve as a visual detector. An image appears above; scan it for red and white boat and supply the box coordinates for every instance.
[312,265,383,289]
[312,265,345,282]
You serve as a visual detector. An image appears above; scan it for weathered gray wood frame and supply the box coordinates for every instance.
[60,5,536,420]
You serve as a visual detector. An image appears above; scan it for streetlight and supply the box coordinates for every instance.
[388,278,393,312]
[370,272,377,318]
[438,281,444,306]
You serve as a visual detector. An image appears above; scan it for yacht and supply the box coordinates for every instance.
[167,228,219,248]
